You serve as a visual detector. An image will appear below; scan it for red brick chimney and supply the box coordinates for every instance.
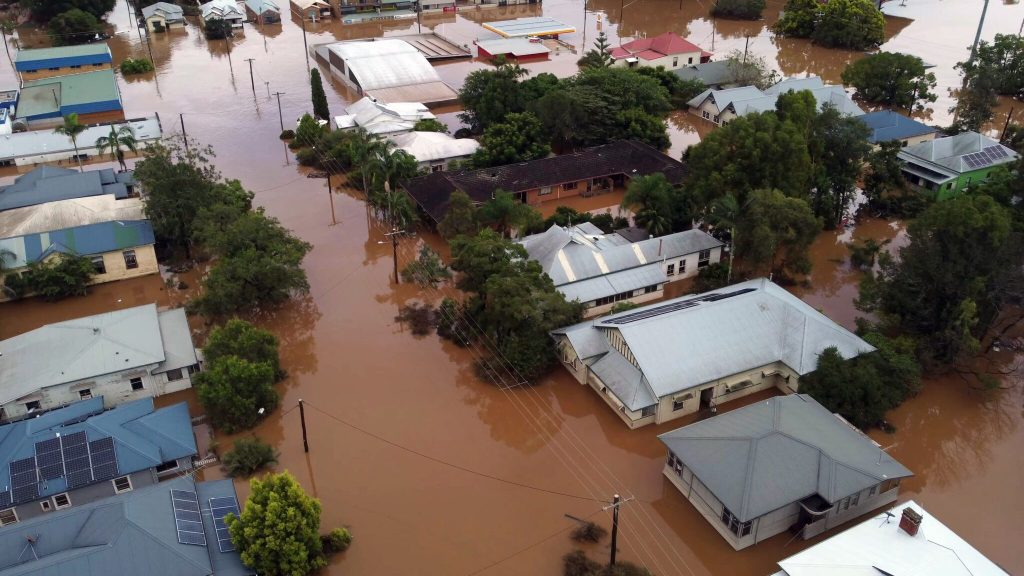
[899,507,923,536]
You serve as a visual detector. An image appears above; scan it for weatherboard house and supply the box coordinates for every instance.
[659,394,913,550]
[0,397,197,527]
[0,304,200,421]
[897,131,1018,200]
[610,32,711,70]
[550,278,875,428]
[687,76,863,126]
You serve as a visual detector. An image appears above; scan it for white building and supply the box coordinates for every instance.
[774,500,1009,575]
[659,394,913,550]
[316,39,458,107]
[0,116,162,167]
[141,2,185,32]
[333,96,436,135]
[687,76,864,126]
[389,131,478,172]
[609,32,710,70]
[200,0,245,27]
[551,278,875,427]
[520,223,723,317]
[0,304,200,422]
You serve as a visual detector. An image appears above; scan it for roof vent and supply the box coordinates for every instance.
[899,507,923,536]
[92,328,99,335]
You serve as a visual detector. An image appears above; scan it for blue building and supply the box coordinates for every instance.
[16,69,123,125]
[0,166,136,212]
[856,110,939,147]
[14,44,113,82]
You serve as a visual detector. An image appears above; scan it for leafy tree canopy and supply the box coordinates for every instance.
[959,34,1024,98]
[841,52,937,110]
[471,112,551,168]
[23,0,114,21]
[711,0,766,20]
[412,118,449,133]
[477,190,541,238]
[738,188,821,277]
[621,172,693,235]
[223,438,278,478]
[438,190,481,239]
[310,69,330,121]
[458,63,529,133]
[196,356,278,433]
[401,245,451,287]
[204,318,284,381]
[48,8,101,45]
[775,0,884,50]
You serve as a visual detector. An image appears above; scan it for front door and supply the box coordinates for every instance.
[699,387,714,410]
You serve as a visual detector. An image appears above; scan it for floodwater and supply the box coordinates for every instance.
[1,0,1023,574]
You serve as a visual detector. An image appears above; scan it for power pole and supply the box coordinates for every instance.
[299,14,310,76]
[128,0,143,43]
[1001,107,1015,141]
[144,27,155,67]
[383,228,403,283]
[298,399,309,453]
[265,81,270,98]
[609,494,621,566]
[244,58,255,93]
[179,113,189,153]
[273,91,286,131]
[969,0,990,64]
[742,35,750,65]
[0,25,13,66]
[326,172,337,225]
[416,0,422,34]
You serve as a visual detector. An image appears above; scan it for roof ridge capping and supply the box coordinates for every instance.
[596,277,769,326]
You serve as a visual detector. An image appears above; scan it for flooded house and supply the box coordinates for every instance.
[897,131,1019,200]
[687,76,863,127]
[291,0,332,20]
[0,304,199,420]
[609,31,711,70]
[518,223,723,317]
[201,0,246,28]
[773,500,1010,575]
[856,109,939,148]
[333,96,435,135]
[141,2,186,32]
[0,166,137,212]
[0,116,163,167]
[659,394,913,550]
[389,131,479,172]
[0,474,251,575]
[13,45,113,83]
[403,139,686,223]
[0,397,198,525]
[673,60,738,90]
[245,0,281,24]
[480,16,576,39]
[550,278,875,428]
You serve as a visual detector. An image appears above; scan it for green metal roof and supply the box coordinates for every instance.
[17,69,120,117]
[15,43,111,64]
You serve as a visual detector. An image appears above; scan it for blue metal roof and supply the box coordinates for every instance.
[14,45,112,72]
[857,110,937,144]
[0,398,197,506]
[0,166,133,212]
[0,219,155,268]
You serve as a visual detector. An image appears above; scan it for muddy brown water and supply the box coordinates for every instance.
[1,0,1023,574]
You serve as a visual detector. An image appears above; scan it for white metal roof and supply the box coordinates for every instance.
[476,38,551,57]
[201,0,245,19]
[327,40,443,92]
[333,96,435,135]
[0,116,162,162]
[388,131,479,163]
[0,195,145,238]
[775,500,1009,576]
[142,2,185,19]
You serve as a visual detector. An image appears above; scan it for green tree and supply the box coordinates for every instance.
[204,17,232,40]
[310,69,329,121]
[707,193,741,283]
[222,438,278,477]
[478,190,540,238]
[621,173,691,235]
[4,254,94,300]
[412,118,448,133]
[196,356,278,433]
[294,113,322,148]
[193,211,312,317]
[438,190,480,239]
[963,34,1024,97]
[471,112,550,168]
[22,0,115,21]
[48,8,101,46]
[711,0,765,20]
[812,0,885,50]
[724,50,780,90]
[863,141,925,216]
[773,0,819,38]
[53,113,86,172]
[449,228,526,294]
[577,31,613,69]
[950,75,997,133]
[841,52,937,111]
[693,261,731,292]
[226,472,326,575]
[119,57,154,74]
[458,63,529,133]
[400,245,451,287]
[204,318,284,381]
[738,188,821,276]
[95,124,137,171]
[636,66,707,108]
[805,103,872,228]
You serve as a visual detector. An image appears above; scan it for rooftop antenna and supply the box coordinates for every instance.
[18,535,40,563]
[880,511,896,526]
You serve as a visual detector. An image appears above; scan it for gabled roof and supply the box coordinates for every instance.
[0,196,144,239]
[552,279,875,400]
[0,166,132,212]
[326,40,444,92]
[389,131,479,163]
[673,60,734,86]
[856,110,938,144]
[775,500,1009,576]
[688,76,863,118]
[245,0,280,12]
[141,2,185,20]
[899,131,1018,175]
[291,0,330,8]
[0,475,251,576]
[404,140,687,222]
[0,304,194,404]
[659,395,913,522]
[0,117,161,164]
[610,32,706,60]
[334,96,435,135]
[0,398,198,506]
[0,219,155,268]
[201,0,245,18]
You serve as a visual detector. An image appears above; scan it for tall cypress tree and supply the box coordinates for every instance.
[310,69,329,121]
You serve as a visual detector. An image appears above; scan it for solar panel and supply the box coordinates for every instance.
[10,457,36,475]
[12,484,37,503]
[64,444,88,460]
[39,463,63,480]
[172,490,207,546]
[93,462,118,480]
[66,469,93,489]
[35,438,60,455]
[89,437,115,455]
[210,496,240,552]
[0,491,10,508]
[65,456,90,474]
[62,431,87,446]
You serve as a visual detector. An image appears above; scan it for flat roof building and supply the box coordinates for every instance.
[14,44,113,82]
[318,39,458,106]
[17,69,123,125]
[481,16,576,38]
[0,115,162,167]
[476,38,550,61]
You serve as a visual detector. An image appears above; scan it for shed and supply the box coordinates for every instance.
[481,16,576,38]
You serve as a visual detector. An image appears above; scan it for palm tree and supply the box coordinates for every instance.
[708,193,742,284]
[95,124,138,171]
[54,113,87,172]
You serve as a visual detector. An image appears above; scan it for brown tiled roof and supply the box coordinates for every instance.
[403,140,686,223]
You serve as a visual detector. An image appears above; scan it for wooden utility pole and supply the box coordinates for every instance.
[273,91,286,131]
[1001,107,1015,141]
[298,399,309,453]
[326,172,337,225]
[383,228,403,283]
[299,13,310,76]
[609,494,621,566]
[179,113,189,153]
[742,35,750,65]
[244,58,255,93]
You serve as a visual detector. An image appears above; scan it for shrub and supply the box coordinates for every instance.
[195,357,278,433]
[693,262,730,293]
[223,438,278,477]
[711,0,766,20]
[204,17,232,40]
[564,551,601,576]
[321,527,353,555]
[609,301,640,314]
[570,521,608,543]
[120,58,154,75]
[204,319,285,381]
[396,303,436,336]
[294,113,322,148]
[603,562,653,576]
[279,129,295,140]
[400,246,451,287]
[4,254,94,301]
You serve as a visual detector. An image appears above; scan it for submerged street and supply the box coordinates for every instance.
[1,0,1022,574]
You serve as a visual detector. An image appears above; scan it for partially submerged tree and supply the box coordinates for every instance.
[471,112,550,168]
[738,188,821,277]
[48,8,101,45]
[477,190,540,238]
[841,52,937,111]
[711,0,766,20]
[196,356,278,433]
[203,319,284,381]
[577,31,613,69]
[3,254,94,301]
[437,190,480,239]
[223,438,278,477]
[310,69,330,121]
[775,0,884,50]
[621,173,692,235]
[53,113,86,172]
[458,62,529,133]
[400,246,451,287]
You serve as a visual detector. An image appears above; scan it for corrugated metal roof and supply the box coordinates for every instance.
[688,76,864,118]
[558,262,666,304]
[481,16,576,38]
[0,117,161,163]
[334,97,436,135]
[389,131,479,163]
[659,395,913,522]
[0,398,198,505]
[0,167,132,212]
[244,0,280,12]
[14,45,111,65]
[857,110,938,144]
[153,308,198,374]
[900,131,1018,174]
[673,60,734,86]
[476,38,551,57]
[0,475,250,576]
[141,2,184,19]
[0,219,155,268]
[18,69,121,119]
[0,304,191,404]
[590,351,657,410]
[0,196,144,238]
[328,40,443,92]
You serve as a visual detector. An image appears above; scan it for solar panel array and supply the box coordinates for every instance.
[209,496,240,552]
[3,431,121,504]
[10,457,38,503]
[63,431,94,489]
[89,437,117,481]
[962,145,1011,170]
[172,489,207,546]
[603,287,759,325]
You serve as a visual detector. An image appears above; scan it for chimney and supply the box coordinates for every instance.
[899,507,923,536]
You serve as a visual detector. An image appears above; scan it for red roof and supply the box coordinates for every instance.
[614,32,705,59]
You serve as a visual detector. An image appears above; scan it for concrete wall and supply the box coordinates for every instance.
[18,63,111,82]
[1,362,197,421]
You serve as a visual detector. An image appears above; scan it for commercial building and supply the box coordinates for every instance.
[476,38,550,61]
[317,39,458,106]
[551,278,874,427]
[610,32,711,70]
[0,115,162,167]
[897,131,1018,200]
[14,44,113,82]
[659,394,912,550]
[0,304,199,419]
[481,16,576,39]
[519,223,723,316]
[16,69,123,127]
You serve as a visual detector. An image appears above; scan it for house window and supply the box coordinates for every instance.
[130,377,144,391]
[539,186,552,196]
[155,460,179,473]
[880,478,901,493]
[79,389,92,399]
[187,364,200,375]
[70,65,82,69]
[667,453,675,468]
[713,114,720,124]
[123,249,138,269]
[0,508,17,526]
[666,263,676,276]
[53,493,71,509]
[698,249,711,267]
[672,57,678,67]
[112,476,133,493]
[868,485,876,497]
[91,256,106,274]
[93,63,104,67]
[40,500,52,512]
[25,400,41,412]
[720,508,752,536]
[688,56,694,65]
[839,496,851,511]
[644,285,658,294]
[640,405,656,418]
[678,259,686,274]
[431,164,444,172]
[672,397,686,411]
[901,140,909,147]
[48,67,59,71]
[562,182,578,191]
[165,368,184,382]
[702,110,710,120]
[850,493,860,507]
